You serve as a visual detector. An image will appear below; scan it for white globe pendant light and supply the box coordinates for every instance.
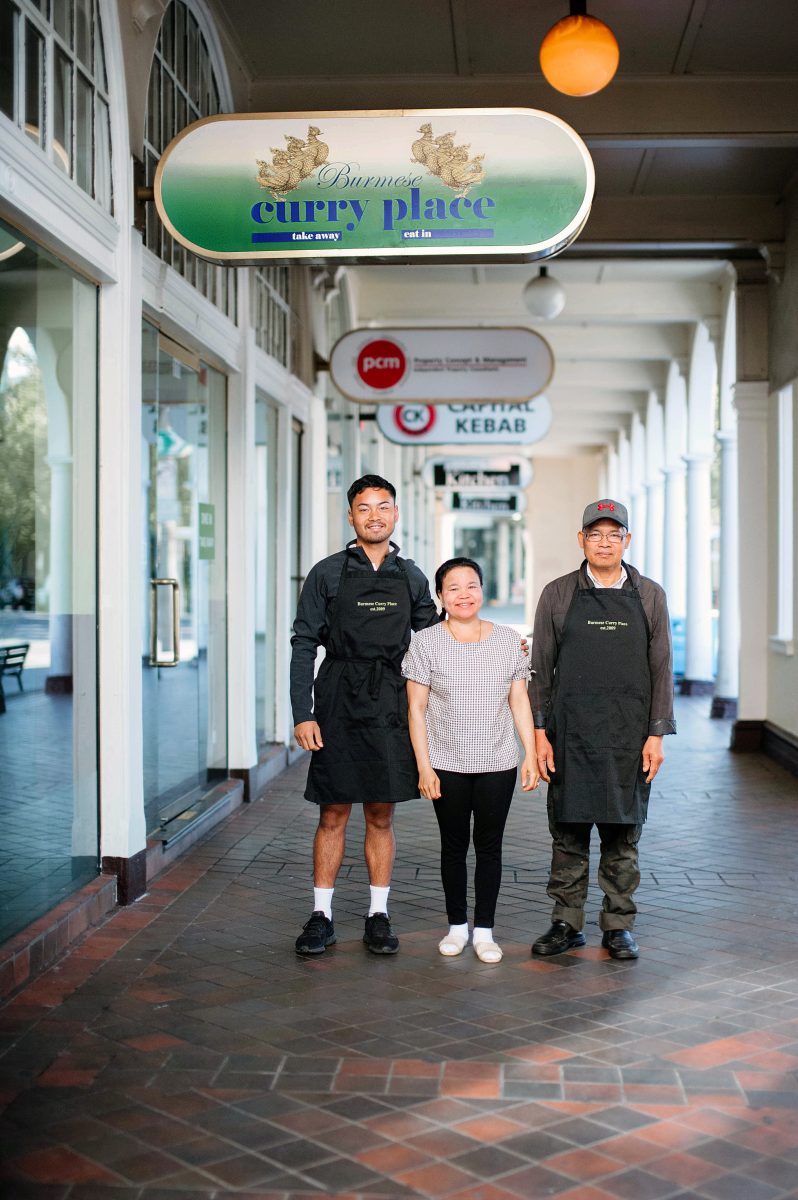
[523,266,566,320]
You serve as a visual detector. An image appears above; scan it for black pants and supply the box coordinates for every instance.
[432,768,516,927]
[546,796,642,932]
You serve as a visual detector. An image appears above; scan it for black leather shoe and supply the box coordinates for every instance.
[602,929,639,959]
[363,912,399,954]
[295,910,336,955]
[531,921,586,956]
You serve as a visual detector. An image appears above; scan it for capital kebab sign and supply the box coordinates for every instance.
[154,107,594,263]
[377,398,552,446]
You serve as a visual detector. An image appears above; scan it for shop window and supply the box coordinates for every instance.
[143,0,235,320]
[0,220,99,942]
[253,266,294,369]
[0,0,113,212]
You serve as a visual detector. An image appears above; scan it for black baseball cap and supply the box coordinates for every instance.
[582,499,629,529]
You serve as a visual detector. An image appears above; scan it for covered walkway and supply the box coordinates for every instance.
[1,697,797,1200]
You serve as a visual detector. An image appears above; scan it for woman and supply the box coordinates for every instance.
[402,558,538,964]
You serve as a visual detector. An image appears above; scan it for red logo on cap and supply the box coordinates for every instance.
[356,339,406,390]
[597,502,615,512]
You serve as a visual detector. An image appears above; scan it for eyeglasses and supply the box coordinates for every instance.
[583,530,626,544]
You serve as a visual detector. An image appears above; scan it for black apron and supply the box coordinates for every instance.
[304,552,420,805]
[546,573,652,825]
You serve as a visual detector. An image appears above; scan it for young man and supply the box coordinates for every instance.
[290,474,439,955]
[529,499,676,960]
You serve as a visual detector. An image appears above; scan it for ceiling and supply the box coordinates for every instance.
[207,0,798,456]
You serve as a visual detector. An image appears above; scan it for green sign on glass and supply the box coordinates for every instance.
[198,503,215,561]
[155,108,594,265]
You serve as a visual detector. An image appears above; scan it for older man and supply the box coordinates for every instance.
[529,499,675,960]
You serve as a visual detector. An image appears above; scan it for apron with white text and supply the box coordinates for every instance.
[305,554,419,805]
[546,582,651,824]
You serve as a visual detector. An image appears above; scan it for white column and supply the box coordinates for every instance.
[605,444,620,497]
[47,458,74,681]
[226,280,258,772]
[712,429,739,712]
[645,478,664,585]
[524,520,536,632]
[712,285,740,717]
[662,464,687,619]
[644,394,665,585]
[662,360,688,623]
[682,452,715,684]
[512,519,524,590]
[98,229,147,883]
[629,414,647,574]
[437,508,456,572]
[496,519,511,604]
[681,324,716,691]
[733,383,769,721]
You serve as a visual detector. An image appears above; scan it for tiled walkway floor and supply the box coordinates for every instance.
[2,698,798,1200]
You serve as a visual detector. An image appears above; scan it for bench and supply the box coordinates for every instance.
[0,642,29,715]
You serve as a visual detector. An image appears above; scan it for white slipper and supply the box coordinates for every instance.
[438,932,469,956]
[473,940,503,964]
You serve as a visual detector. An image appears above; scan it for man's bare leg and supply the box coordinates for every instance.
[296,804,352,955]
[313,803,352,886]
[362,803,399,952]
[363,802,396,886]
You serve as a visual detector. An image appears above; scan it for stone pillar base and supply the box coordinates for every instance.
[102,849,147,906]
[679,678,715,696]
[710,696,738,719]
[45,674,73,694]
[730,719,764,752]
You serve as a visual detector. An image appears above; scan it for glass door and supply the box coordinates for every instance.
[141,323,227,835]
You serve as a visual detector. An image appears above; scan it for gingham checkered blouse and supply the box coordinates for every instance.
[402,622,529,773]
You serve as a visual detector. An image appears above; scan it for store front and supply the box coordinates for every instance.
[141,322,227,838]
[0,221,98,941]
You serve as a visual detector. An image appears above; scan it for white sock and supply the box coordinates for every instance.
[472,926,493,946]
[314,887,334,919]
[369,885,390,916]
[447,923,469,941]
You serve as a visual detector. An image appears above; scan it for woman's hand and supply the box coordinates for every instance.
[418,767,441,800]
[520,754,540,792]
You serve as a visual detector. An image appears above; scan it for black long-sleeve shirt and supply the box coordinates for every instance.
[290,541,439,725]
[529,560,676,737]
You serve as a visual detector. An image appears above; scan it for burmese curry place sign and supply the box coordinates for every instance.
[154,108,594,263]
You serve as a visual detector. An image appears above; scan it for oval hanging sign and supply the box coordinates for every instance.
[154,108,594,264]
[330,327,554,404]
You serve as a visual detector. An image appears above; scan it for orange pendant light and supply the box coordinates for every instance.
[540,0,619,97]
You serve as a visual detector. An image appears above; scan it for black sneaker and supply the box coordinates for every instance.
[295,910,336,956]
[363,912,399,955]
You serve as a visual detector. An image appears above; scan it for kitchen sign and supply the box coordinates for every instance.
[376,397,552,446]
[154,108,594,264]
[448,492,528,514]
[422,457,533,489]
[330,327,553,404]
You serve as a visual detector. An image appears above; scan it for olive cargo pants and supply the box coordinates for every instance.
[546,796,642,932]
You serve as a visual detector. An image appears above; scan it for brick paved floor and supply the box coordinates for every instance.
[2,697,798,1200]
